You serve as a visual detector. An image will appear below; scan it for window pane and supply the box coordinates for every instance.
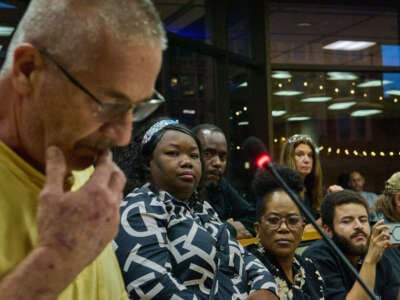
[154,0,212,44]
[271,70,400,190]
[161,46,216,126]
[227,0,252,57]
[269,3,400,67]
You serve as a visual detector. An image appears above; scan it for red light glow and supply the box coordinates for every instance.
[256,154,271,168]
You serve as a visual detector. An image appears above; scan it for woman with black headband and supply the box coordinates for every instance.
[114,117,278,299]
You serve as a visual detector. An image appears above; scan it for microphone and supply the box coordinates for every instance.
[257,153,379,300]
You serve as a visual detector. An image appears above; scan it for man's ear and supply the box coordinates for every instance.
[11,43,44,96]
[323,224,333,238]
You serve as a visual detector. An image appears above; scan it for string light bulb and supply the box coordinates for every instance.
[274,137,400,158]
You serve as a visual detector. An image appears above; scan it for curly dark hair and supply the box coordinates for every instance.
[112,117,202,195]
[252,164,304,221]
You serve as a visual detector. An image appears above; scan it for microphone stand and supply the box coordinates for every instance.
[264,161,379,300]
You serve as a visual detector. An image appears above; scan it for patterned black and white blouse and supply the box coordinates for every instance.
[114,184,277,299]
[247,243,325,300]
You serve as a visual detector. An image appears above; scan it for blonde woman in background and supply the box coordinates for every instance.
[280,135,323,220]
[280,134,342,225]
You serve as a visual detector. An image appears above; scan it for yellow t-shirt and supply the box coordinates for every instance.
[0,141,128,300]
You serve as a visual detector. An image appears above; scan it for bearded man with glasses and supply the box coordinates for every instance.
[247,165,325,300]
[0,0,166,299]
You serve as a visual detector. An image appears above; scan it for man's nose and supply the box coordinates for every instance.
[100,113,133,147]
[353,219,364,228]
[211,155,222,166]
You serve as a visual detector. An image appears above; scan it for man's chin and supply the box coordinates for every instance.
[332,233,368,256]
[205,179,220,189]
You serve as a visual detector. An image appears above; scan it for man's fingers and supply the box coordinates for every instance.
[108,169,126,194]
[90,150,114,183]
[43,146,66,194]
[89,150,125,198]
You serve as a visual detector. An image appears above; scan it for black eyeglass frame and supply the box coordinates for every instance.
[261,214,305,231]
[39,48,165,122]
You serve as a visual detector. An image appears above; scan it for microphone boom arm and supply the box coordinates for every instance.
[265,161,379,300]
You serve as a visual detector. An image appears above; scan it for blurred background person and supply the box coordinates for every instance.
[193,123,255,239]
[280,134,323,221]
[114,118,278,299]
[248,165,325,299]
[375,171,400,222]
[375,171,400,276]
[348,170,378,223]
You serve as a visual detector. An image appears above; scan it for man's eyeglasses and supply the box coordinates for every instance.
[39,49,165,122]
[262,214,304,231]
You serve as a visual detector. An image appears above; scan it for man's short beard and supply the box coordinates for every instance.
[205,179,220,190]
[332,230,368,257]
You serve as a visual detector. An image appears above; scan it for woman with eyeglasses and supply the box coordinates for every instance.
[247,165,325,299]
[114,117,278,300]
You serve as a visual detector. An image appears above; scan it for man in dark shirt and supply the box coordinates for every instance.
[303,190,400,299]
[193,123,256,239]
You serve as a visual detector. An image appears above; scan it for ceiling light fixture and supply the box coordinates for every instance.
[297,22,311,27]
[182,109,196,115]
[287,116,310,122]
[328,102,356,110]
[327,72,358,81]
[272,110,286,117]
[273,90,303,96]
[386,90,400,96]
[357,80,392,88]
[301,96,332,103]
[271,71,292,79]
[0,2,16,9]
[351,109,382,117]
[0,25,14,36]
[323,40,376,51]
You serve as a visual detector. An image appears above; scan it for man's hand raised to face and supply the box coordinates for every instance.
[36,146,126,289]
[365,220,391,265]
